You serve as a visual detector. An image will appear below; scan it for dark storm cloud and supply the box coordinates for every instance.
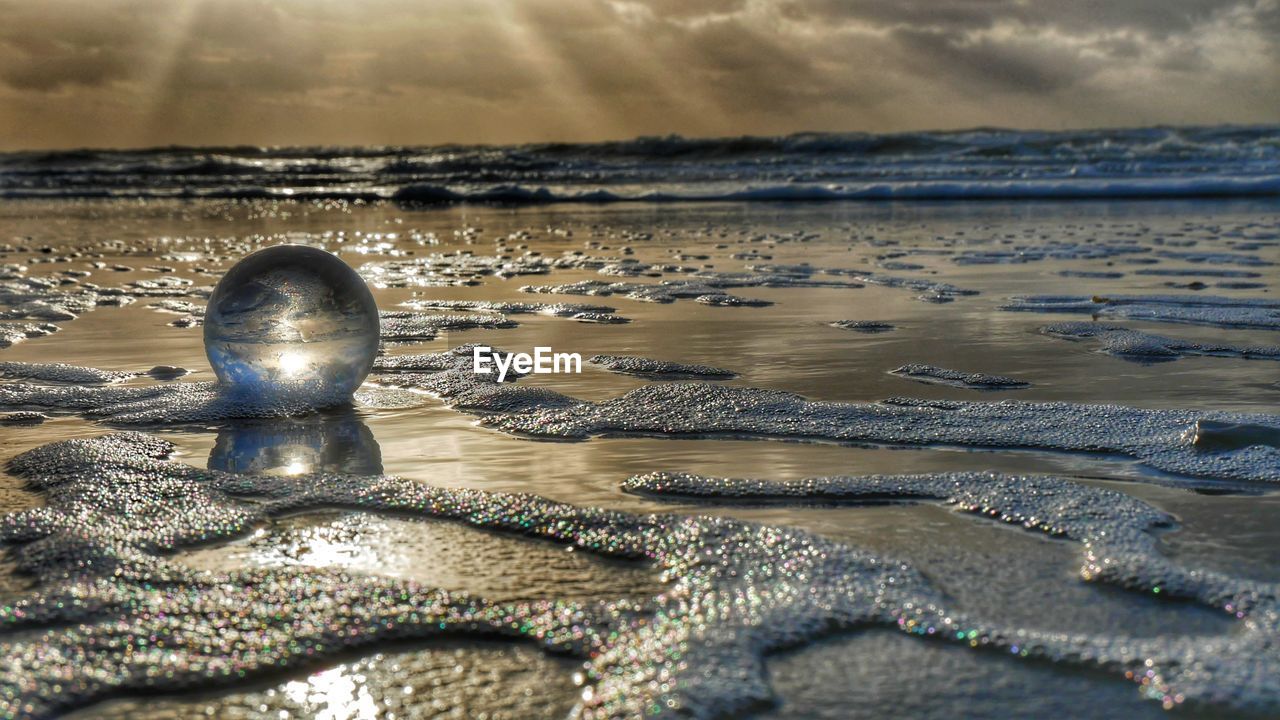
[889,27,1101,94]
[0,0,1275,149]
[779,0,1246,36]
[0,1,159,92]
[0,48,140,91]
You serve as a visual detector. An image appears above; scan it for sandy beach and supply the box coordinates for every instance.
[1,190,1278,717]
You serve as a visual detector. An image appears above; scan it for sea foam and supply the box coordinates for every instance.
[2,434,1278,717]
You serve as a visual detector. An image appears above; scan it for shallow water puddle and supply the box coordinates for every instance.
[180,512,663,604]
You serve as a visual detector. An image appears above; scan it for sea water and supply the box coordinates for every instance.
[0,176,1278,719]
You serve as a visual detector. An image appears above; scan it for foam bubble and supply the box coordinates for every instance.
[889,364,1030,390]
[1003,294,1280,330]
[1040,322,1280,362]
[589,355,737,379]
[475,385,1280,484]
[2,434,1277,717]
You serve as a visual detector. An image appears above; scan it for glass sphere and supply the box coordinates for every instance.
[203,245,380,404]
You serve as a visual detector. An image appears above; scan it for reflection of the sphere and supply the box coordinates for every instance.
[208,409,383,476]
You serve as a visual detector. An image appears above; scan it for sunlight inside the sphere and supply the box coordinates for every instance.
[278,351,309,378]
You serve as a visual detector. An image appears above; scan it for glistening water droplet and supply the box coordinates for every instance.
[203,245,380,405]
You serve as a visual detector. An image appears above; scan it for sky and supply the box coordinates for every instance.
[0,0,1277,149]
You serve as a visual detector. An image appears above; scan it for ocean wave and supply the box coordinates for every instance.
[12,175,1276,204]
[0,175,1275,203]
[2,125,1277,202]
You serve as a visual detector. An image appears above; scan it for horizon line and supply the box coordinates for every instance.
[3,122,1276,156]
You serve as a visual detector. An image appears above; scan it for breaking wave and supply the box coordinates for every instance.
[3,125,1277,203]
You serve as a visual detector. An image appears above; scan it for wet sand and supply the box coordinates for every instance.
[1,198,1279,719]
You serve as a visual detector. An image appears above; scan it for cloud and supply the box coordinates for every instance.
[0,0,1274,149]
[0,48,139,92]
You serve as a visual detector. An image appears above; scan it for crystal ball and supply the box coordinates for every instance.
[203,245,380,404]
